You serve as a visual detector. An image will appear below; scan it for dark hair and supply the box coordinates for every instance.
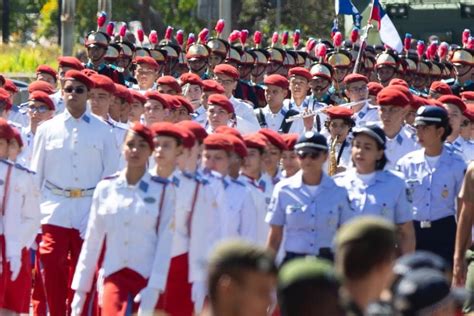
[324,117,356,132]
[424,121,452,142]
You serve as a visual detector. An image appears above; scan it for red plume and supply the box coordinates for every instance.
[292,29,300,49]
[165,26,173,41]
[281,31,289,46]
[350,28,359,45]
[426,42,437,60]
[215,19,225,36]
[149,30,158,45]
[228,30,241,43]
[253,31,262,47]
[463,29,471,47]
[198,28,209,44]
[333,31,343,48]
[315,42,327,58]
[106,22,114,37]
[305,38,316,53]
[176,30,184,46]
[240,29,249,47]
[404,33,412,52]
[271,32,279,47]
[137,29,144,44]
[437,42,449,60]
[467,37,474,50]
[119,24,127,38]
[97,11,107,29]
[187,33,196,48]
[416,40,425,59]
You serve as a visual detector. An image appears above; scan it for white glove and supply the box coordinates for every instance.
[192,281,207,313]
[71,290,88,316]
[134,286,160,316]
[7,255,21,281]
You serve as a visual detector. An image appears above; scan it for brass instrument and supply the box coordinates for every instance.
[328,135,339,176]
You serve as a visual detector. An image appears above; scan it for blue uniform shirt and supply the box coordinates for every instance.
[396,148,466,221]
[265,171,350,255]
[334,170,413,225]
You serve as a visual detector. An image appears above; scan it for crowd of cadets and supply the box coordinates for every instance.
[0,16,473,316]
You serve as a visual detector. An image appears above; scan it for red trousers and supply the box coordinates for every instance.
[39,224,83,316]
[3,247,32,313]
[0,235,7,308]
[101,268,147,316]
[32,234,47,316]
[157,253,194,316]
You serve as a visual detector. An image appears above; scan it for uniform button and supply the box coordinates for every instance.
[73,152,78,156]
[310,243,314,247]
[426,203,429,206]
[73,165,77,168]
[75,178,79,181]
[124,240,128,245]
[427,188,430,191]
[311,215,315,218]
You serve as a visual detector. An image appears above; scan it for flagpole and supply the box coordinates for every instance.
[352,0,375,74]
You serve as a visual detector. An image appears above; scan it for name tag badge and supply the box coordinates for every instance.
[144,197,156,204]
[420,221,431,229]
[441,189,449,199]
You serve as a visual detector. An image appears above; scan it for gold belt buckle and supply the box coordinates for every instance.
[69,189,83,198]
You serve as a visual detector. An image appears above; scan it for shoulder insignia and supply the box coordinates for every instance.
[82,114,91,124]
[0,159,13,166]
[139,180,149,193]
[231,178,246,187]
[172,176,180,187]
[151,176,170,185]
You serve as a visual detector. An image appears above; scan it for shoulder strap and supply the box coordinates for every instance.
[255,108,268,128]
[279,109,299,133]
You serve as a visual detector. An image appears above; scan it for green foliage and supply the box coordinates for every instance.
[37,0,59,40]
[0,44,59,73]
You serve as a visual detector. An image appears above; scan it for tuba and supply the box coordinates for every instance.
[328,135,339,176]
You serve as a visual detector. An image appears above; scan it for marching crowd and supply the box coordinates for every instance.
[0,15,474,316]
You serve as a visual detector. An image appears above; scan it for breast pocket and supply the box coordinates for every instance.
[406,178,423,203]
[45,139,64,151]
[285,205,310,228]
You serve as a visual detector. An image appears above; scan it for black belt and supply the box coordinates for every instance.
[283,248,334,264]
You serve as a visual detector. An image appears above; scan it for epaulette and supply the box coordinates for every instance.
[14,162,36,174]
[194,172,209,185]
[182,171,195,179]
[231,178,245,187]
[151,176,170,185]
[172,176,180,187]
[0,158,13,166]
[103,172,120,180]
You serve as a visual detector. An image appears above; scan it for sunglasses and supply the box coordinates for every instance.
[64,86,86,94]
[297,151,323,160]
[29,105,50,113]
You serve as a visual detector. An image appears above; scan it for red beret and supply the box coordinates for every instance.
[377,87,411,107]
[28,80,55,94]
[244,133,268,150]
[175,96,194,114]
[228,135,248,158]
[177,120,208,142]
[410,95,427,111]
[58,56,84,71]
[389,78,409,88]
[368,82,383,96]
[11,127,23,148]
[29,91,55,111]
[179,73,203,87]
[0,89,12,111]
[204,133,234,152]
[325,106,354,119]
[145,91,170,109]
[264,74,289,90]
[258,128,287,151]
[461,91,474,101]
[64,70,94,89]
[438,95,467,113]
[129,89,147,104]
[134,56,159,69]
[113,84,133,103]
[343,73,369,86]
[129,122,154,150]
[157,76,182,94]
[90,74,116,94]
[150,122,191,146]
[288,67,312,82]
[281,133,298,151]
[214,126,243,140]
[0,118,13,140]
[208,94,234,113]
[36,65,57,79]
[3,79,18,94]
[202,80,225,94]
[81,69,98,77]
[214,64,239,80]
[430,81,453,96]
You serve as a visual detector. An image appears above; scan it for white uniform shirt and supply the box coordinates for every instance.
[50,90,65,114]
[192,106,207,127]
[72,171,175,293]
[353,102,379,127]
[257,105,305,134]
[283,97,329,133]
[451,136,474,163]
[323,138,353,174]
[384,125,420,170]
[30,108,120,235]
[230,96,260,133]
